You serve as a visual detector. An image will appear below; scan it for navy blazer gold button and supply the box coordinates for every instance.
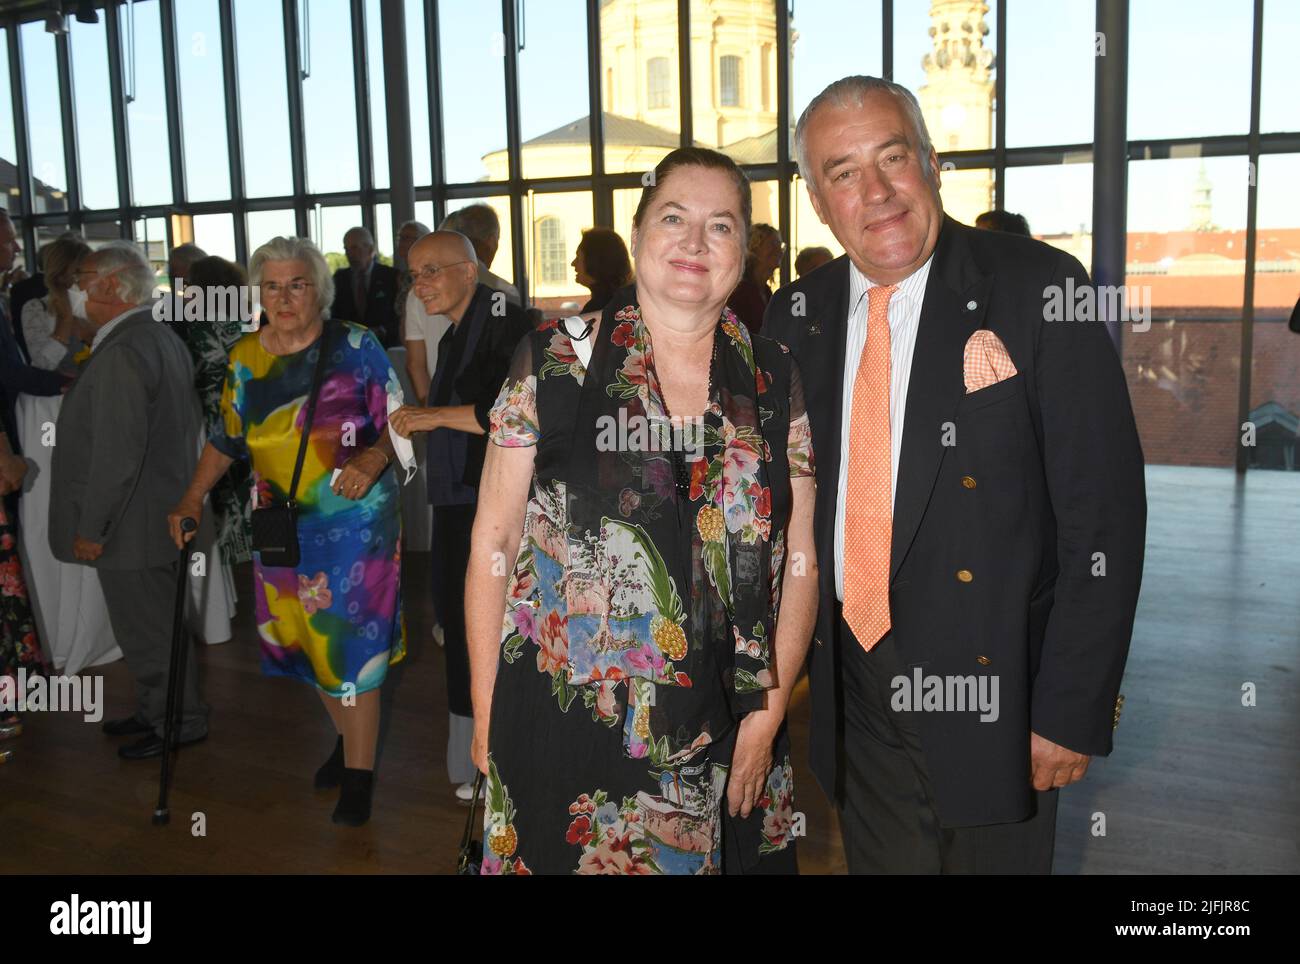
[956,569,973,583]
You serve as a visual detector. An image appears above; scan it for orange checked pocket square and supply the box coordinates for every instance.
[963,329,1018,393]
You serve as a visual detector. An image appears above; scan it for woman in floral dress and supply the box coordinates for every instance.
[466,148,818,874]
[0,428,46,741]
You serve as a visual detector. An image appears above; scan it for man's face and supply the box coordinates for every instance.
[803,92,943,284]
[396,226,423,264]
[0,219,20,273]
[343,232,374,269]
[73,256,122,327]
[408,243,476,318]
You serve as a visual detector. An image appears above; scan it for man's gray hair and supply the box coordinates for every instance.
[343,225,375,247]
[170,242,207,274]
[397,219,431,237]
[440,204,500,244]
[90,241,158,305]
[249,236,335,320]
[794,75,934,193]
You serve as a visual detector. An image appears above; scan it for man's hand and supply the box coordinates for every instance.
[0,454,27,493]
[388,406,441,438]
[1030,730,1091,790]
[72,536,104,561]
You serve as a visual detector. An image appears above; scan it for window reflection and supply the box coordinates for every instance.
[600,0,679,175]
[691,0,777,164]
[1001,161,1093,272]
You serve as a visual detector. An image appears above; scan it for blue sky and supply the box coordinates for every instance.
[2,0,1297,253]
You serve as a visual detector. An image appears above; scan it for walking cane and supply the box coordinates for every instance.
[153,516,197,827]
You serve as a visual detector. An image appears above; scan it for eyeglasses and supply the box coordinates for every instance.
[261,280,315,299]
[412,261,470,283]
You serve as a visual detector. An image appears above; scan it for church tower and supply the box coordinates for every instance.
[917,0,995,224]
[1189,161,1215,231]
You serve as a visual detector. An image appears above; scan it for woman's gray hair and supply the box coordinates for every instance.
[248,236,335,320]
[91,240,159,304]
[794,75,935,193]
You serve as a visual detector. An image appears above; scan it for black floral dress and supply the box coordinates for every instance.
[1,501,46,718]
[481,293,813,875]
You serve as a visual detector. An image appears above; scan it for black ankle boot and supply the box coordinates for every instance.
[314,736,344,790]
[332,767,373,826]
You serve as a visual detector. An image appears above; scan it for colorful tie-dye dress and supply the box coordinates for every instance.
[209,322,406,697]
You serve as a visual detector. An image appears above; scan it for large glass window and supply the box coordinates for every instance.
[1124,155,1249,468]
[235,0,292,198]
[526,190,591,311]
[1260,0,1300,135]
[310,204,364,271]
[122,0,171,206]
[366,0,388,191]
[894,0,997,154]
[446,195,515,289]
[176,0,231,202]
[519,0,591,180]
[601,0,679,176]
[939,164,994,228]
[790,175,844,266]
[791,0,883,154]
[405,0,431,187]
[1249,153,1300,470]
[439,2,508,183]
[1005,0,1093,147]
[69,17,118,210]
[693,0,776,164]
[0,31,14,212]
[1128,0,1253,141]
[247,209,298,253]
[191,213,237,261]
[1002,160,1093,272]
[20,22,68,211]
[301,0,359,194]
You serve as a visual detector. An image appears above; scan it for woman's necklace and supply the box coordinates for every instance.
[657,327,719,502]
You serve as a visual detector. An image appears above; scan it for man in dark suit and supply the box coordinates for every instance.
[388,230,532,803]
[764,76,1146,873]
[330,226,399,348]
[49,241,209,760]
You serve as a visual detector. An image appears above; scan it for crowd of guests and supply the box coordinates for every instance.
[0,71,1140,877]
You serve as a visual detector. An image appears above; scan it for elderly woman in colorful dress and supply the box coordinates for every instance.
[466,147,818,874]
[168,237,405,827]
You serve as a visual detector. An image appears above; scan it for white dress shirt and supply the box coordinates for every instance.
[90,305,141,352]
[834,254,934,601]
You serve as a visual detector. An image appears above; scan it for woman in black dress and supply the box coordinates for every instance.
[466,148,818,875]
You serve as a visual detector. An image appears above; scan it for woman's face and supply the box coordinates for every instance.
[259,259,320,332]
[630,167,745,315]
[571,244,594,289]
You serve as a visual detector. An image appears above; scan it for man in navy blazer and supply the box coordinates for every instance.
[764,77,1146,873]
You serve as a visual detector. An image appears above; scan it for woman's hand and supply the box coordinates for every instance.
[166,498,204,550]
[727,712,778,819]
[388,406,440,439]
[472,719,490,777]
[332,448,387,500]
[0,453,27,494]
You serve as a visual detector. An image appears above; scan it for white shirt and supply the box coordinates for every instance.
[90,306,141,352]
[834,254,934,601]
[403,289,451,395]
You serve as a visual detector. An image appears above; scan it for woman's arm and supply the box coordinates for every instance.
[465,441,536,774]
[167,442,235,547]
[404,339,429,406]
[727,474,819,817]
[22,298,73,371]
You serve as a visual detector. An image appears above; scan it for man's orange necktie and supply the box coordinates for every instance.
[843,284,897,651]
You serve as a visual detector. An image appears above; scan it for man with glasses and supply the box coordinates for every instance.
[389,230,532,804]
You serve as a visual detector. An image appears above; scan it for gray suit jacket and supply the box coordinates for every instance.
[49,306,201,570]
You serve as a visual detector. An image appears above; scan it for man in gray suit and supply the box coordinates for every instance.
[49,241,210,760]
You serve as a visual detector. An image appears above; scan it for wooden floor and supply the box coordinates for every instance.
[1,465,1295,874]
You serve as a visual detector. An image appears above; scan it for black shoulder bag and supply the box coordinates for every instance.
[249,324,335,568]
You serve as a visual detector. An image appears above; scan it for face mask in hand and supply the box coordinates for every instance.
[67,283,89,321]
